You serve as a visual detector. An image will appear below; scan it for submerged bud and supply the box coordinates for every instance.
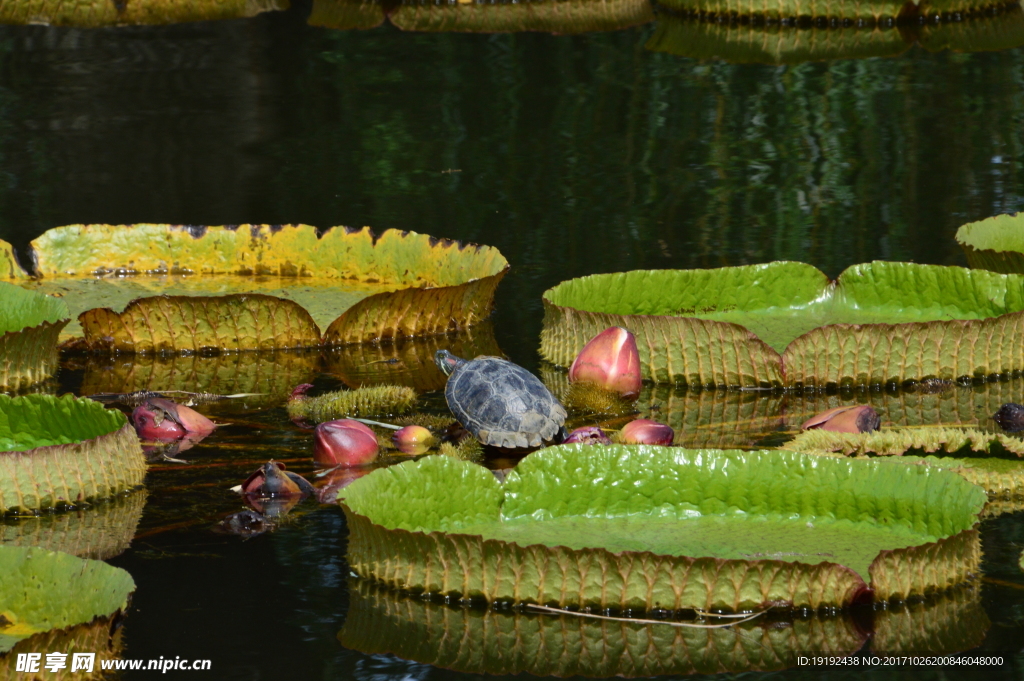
[563,426,613,445]
[131,397,215,440]
[240,461,314,498]
[287,384,418,423]
[801,405,881,434]
[993,403,1024,432]
[392,425,435,455]
[568,327,642,399]
[313,419,380,468]
[619,419,674,445]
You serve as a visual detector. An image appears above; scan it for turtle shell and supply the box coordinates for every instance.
[445,356,567,448]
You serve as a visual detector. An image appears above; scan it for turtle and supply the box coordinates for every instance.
[435,350,567,448]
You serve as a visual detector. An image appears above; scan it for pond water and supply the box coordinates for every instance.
[1,0,1024,678]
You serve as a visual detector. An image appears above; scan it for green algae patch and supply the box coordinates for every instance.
[0,395,146,514]
[541,261,1024,388]
[0,546,134,654]
[15,224,507,349]
[0,282,69,391]
[956,212,1024,274]
[342,445,986,610]
[389,0,653,33]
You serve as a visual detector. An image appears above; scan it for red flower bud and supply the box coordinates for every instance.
[568,327,642,399]
[800,405,881,434]
[619,419,674,445]
[313,419,379,468]
[392,425,435,455]
[131,398,215,440]
[563,426,613,445]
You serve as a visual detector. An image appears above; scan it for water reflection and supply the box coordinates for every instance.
[338,580,989,676]
[0,490,146,559]
[0,0,283,26]
[648,5,1024,64]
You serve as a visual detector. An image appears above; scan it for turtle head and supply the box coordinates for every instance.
[434,350,464,377]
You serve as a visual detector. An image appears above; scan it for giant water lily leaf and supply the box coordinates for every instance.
[0,546,134,654]
[74,351,319,412]
[0,394,146,514]
[0,491,147,561]
[956,212,1024,274]
[0,0,283,26]
[79,293,322,354]
[308,0,385,28]
[339,579,867,677]
[786,427,1024,458]
[541,261,1024,388]
[0,283,69,391]
[342,446,986,610]
[389,0,653,33]
[14,224,507,347]
[326,323,503,391]
[646,18,910,64]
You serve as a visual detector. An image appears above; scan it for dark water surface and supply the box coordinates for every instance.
[1,2,1024,678]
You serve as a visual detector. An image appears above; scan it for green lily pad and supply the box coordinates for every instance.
[10,223,508,350]
[339,579,868,677]
[1,491,147,560]
[0,283,69,391]
[0,546,134,654]
[956,212,1024,274]
[342,445,986,610]
[0,0,284,27]
[786,427,1024,459]
[0,394,146,514]
[389,0,653,33]
[784,427,1024,501]
[541,261,1024,388]
[308,0,385,28]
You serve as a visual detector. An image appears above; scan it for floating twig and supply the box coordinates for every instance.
[524,603,767,628]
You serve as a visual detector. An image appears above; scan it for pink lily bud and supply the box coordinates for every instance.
[313,419,379,468]
[392,425,435,455]
[132,403,187,440]
[563,426,613,445]
[568,327,642,399]
[619,419,674,445]
[131,397,215,440]
[801,405,880,433]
